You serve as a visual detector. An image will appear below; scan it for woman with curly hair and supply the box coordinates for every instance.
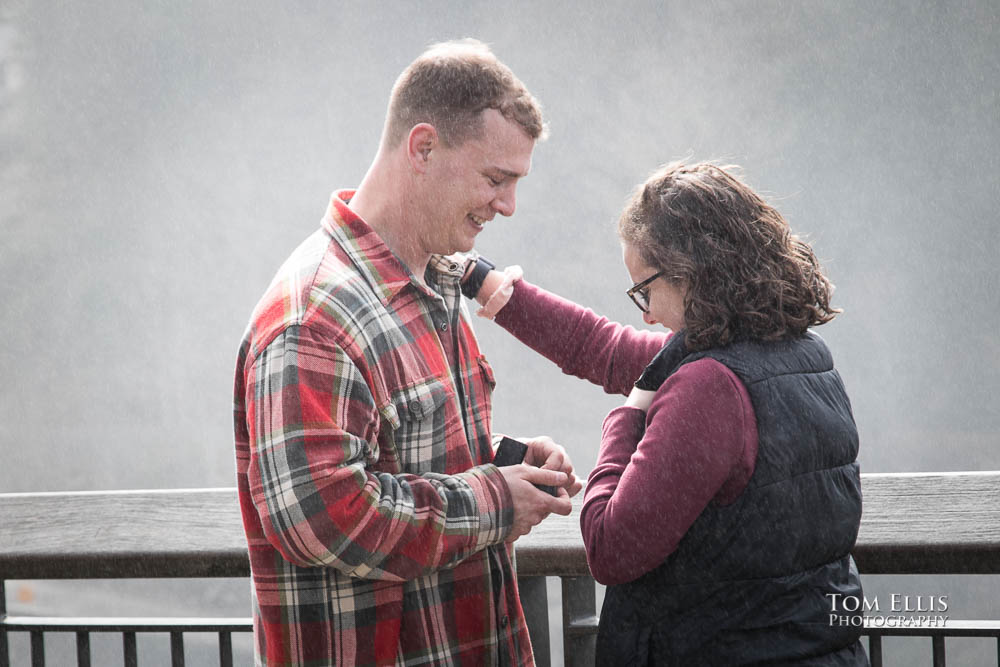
[465,162,868,665]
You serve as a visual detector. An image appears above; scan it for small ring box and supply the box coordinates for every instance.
[492,436,559,497]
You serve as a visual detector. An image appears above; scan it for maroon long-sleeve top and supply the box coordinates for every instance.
[494,280,759,585]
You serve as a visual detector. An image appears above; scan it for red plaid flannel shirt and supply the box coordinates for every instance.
[233,191,533,666]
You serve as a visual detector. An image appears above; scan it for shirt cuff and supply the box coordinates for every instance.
[457,464,515,549]
[430,251,477,279]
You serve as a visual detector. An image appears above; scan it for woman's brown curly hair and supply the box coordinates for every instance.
[618,161,840,351]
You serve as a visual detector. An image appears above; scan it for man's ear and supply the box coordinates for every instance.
[407,123,438,174]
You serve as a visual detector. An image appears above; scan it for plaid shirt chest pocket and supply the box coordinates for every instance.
[378,375,467,475]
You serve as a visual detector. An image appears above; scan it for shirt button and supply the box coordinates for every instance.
[408,402,422,417]
[500,615,509,628]
[439,321,448,331]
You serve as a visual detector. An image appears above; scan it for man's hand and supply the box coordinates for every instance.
[520,435,583,498]
[499,464,573,542]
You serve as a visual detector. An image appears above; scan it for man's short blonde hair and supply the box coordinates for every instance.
[384,38,547,148]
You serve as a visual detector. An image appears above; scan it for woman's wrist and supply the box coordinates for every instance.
[476,270,507,306]
[476,265,524,319]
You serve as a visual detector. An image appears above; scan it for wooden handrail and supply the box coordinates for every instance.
[2,472,999,580]
[0,488,246,580]
[851,472,1000,574]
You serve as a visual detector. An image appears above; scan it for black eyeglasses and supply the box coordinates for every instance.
[626,271,665,313]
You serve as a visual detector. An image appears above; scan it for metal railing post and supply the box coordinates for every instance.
[29,629,43,667]
[931,635,945,667]
[170,631,185,667]
[868,634,882,667]
[561,576,597,667]
[518,576,550,667]
[123,631,137,667]
[219,630,233,667]
[0,580,8,667]
[75,632,90,667]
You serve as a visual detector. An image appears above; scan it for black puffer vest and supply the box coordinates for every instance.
[596,332,868,666]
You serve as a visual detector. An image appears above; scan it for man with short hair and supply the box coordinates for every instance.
[234,39,581,666]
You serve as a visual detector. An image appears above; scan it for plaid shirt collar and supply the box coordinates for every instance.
[322,189,468,304]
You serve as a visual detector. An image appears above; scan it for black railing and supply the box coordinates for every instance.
[2,472,1000,666]
[0,609,248,667]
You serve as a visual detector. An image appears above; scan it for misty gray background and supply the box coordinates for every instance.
[2,1,997,665]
